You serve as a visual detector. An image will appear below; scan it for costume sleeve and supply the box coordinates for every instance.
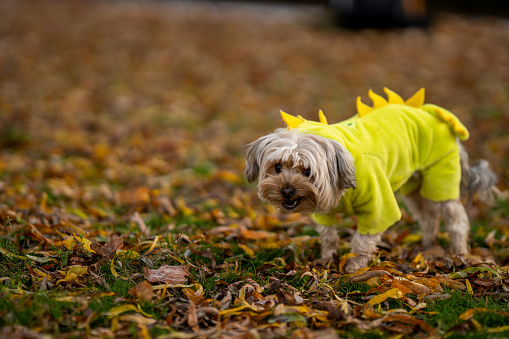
[311,212,336,226]
[353,156,401,234]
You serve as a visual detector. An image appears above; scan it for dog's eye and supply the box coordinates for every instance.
[275,163,282,174]
[304,168,311,177]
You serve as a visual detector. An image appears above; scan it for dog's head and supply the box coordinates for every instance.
[245,129,356,213]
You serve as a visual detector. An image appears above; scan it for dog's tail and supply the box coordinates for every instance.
[460,144,499,206]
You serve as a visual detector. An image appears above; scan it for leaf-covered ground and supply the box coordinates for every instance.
[1,1,509,338]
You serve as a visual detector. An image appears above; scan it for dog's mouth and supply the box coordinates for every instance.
[282,198,301,210]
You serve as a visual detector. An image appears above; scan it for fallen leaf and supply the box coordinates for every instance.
[129,281,154,302]
[118,314,157,326]
[368,288,405,306]
[143,265,190,284]
[349,270,392,283]
[383,314,435,335]
[132,212,150,238]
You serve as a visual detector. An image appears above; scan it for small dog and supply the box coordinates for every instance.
[246,88,498,273]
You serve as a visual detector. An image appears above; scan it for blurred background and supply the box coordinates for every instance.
[0,0,508,219]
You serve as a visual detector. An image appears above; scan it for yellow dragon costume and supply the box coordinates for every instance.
[281,88,469,235]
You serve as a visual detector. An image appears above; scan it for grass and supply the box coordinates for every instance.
[1,0,509,336]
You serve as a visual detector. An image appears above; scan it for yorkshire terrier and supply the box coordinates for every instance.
[245,88,498,273]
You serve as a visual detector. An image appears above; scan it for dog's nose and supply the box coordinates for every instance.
[281,186,295,199]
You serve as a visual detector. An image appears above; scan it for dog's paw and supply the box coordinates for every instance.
[343,255,370,274]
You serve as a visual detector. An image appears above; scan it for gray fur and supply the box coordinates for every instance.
[459,144,499,206]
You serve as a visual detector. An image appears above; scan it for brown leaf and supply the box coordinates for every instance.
[102,235,124,258]
[362,303,382,320]
[90,235,124,271]
[132,212,150,238]
[143,265,190,284]
[471,278,496,287]
[433,276,466,290]
[90,242,103,255]
[383,314,435,335]
[187,300,199,332]
[349,270,393,283]
[128,280,154,302]
[390,279,414,294]
[188,247,216,269]
[397,279,433,295]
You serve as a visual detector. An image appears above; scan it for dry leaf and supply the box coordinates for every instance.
[128,281,154,302]
[368,288,405,306]
[143,265,190,284]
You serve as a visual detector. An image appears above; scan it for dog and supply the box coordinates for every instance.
[245,88,498,273]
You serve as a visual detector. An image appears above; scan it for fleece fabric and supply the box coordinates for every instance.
[289,101,468,235]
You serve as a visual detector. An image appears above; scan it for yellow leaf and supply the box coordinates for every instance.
[64,236,75,250]
[0,246,27,261]
[70,208,89,219]
[487,325,509,333]
[138,324,152,339]
[215,170,241,183]
[465,279,473,294]
[403,234,421,243]
[118,315,157,326]
[152,283,198,291]
[110,317,119,333]
[145,236,160,254]
[471,318,483,331]
[219,304,260,316]
[409,303,427,314]
[73,233,95,253]
[368,288,404,306]
[65,273,78,282]
[238,244,254,257]
[106,304,139,318]
[67,266,88,276]
[30,268,51,280]
[459,308,488,320]
[116,249,140,259]
[55,296,88,306]
[275,305,311,316]
[106,304,153,319]
[110,258,119,278]
[26,254,57,263]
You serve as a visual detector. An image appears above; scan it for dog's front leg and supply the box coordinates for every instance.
[344,232,382,273]
[316,224,340,262]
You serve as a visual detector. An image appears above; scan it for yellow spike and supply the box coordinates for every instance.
[368,89,388,109]
[318,110,328,124]
[280,110,304,129]
[356,96,372,117]
[383,87,405,104]
[405,88,425,107]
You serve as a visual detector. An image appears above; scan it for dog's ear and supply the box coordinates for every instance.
[245,136,269,183]
[331,140,356,190]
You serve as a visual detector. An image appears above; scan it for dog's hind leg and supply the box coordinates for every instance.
[440,199,470,255]
[403,190,441,249]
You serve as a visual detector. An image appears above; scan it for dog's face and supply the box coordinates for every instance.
[245,129,356,213]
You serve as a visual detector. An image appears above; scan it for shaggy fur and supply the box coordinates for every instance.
[246,129,498,273]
